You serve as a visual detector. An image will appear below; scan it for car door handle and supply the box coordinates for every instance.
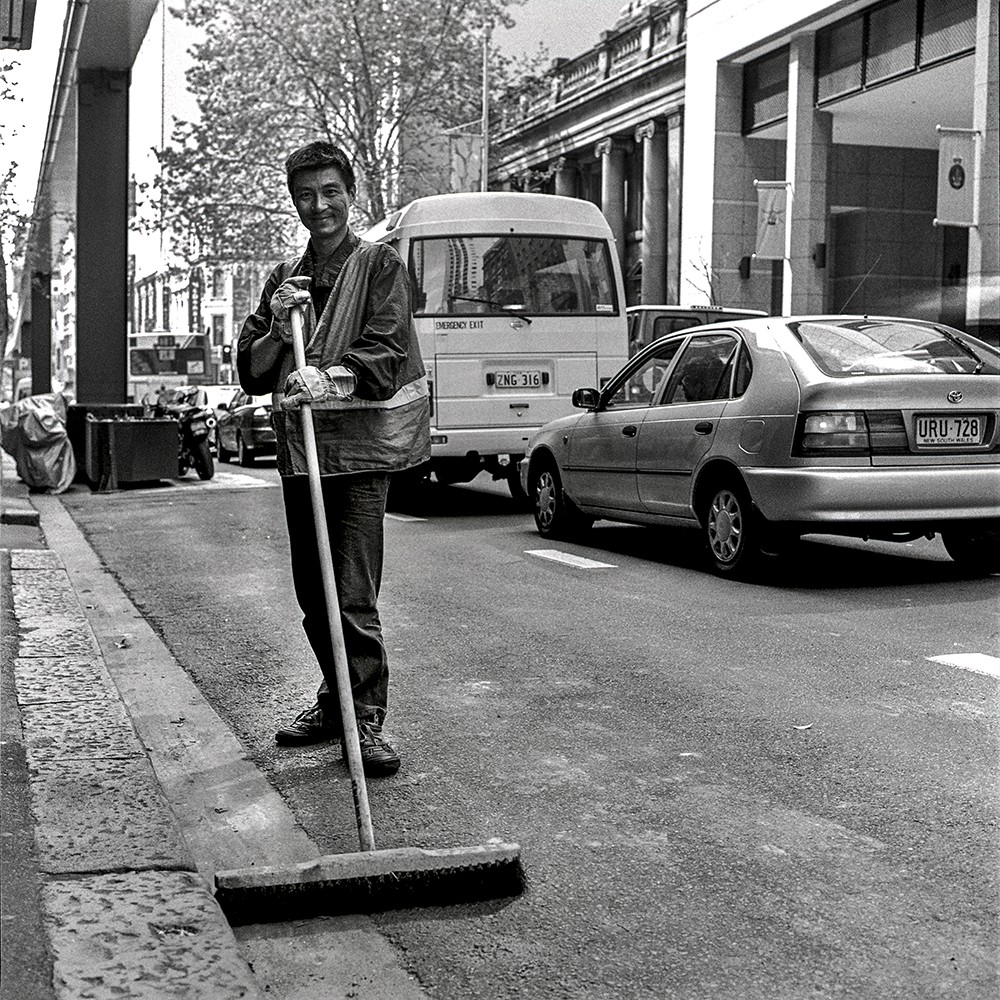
[694,421,714,435]
[622,425,638,437]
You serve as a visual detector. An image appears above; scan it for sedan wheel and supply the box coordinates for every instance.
[532,461,593,540]
[705,483,760,578]
[237,435,255,466]
[941,526,1000,576]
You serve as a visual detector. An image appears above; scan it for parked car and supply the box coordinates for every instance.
[215,389,276,465]
[627,304,768,356]
[195,384,242,453]
[520,315,1000,577]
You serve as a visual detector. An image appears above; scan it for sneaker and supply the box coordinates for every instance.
[275,704,340,746]
[348,718,401,777]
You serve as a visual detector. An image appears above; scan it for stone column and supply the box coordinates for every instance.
[967,0,999,344]
[665,112,683,304]
[635,121,668,303]
[76,69,130,404]
[553,157,576,197]
[784,34,831,315]
[30,271,52,394]
[595,137,627,266]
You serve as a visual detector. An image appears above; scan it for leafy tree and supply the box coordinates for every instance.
[155,0,541,266]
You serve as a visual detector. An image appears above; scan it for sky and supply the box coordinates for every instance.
[2,0,623,215]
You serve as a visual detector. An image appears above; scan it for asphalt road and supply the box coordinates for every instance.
[59,462,999,1000]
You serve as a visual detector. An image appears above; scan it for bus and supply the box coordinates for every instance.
[363,192,627,501]
[127,333,212,403]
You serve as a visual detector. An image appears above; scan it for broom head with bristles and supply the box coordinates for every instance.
[214,842,524,923]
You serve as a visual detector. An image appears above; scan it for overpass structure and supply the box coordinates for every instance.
[5,0,159,404]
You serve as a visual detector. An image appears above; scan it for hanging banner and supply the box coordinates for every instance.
[935,126,979,228]
[450,133,482,194]
[754,180,789,260]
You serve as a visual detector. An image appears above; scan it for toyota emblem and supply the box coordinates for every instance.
[947,390,964,403]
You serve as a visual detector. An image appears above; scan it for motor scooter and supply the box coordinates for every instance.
[146,386,216,480]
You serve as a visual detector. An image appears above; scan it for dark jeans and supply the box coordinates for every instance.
[280,472,391,727]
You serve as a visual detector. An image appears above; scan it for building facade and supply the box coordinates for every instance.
[492,0,999,343]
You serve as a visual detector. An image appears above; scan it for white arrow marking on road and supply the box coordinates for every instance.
[926,653,1000,679]
[386,512,427,522]
[525,549,616,570]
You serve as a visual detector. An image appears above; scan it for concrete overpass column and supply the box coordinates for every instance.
[967,0,999,344]
[553,157,576,197]
[785,35,831,315]
[29,271,52,394]
[635,120,667,304]
[76,69,130,404]
[595,138,627,267]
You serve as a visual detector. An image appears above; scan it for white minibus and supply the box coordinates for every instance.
[363,192,627,502]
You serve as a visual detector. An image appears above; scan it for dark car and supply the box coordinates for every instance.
[215,389,276,465]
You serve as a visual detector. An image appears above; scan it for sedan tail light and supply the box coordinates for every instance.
[794,410,908,456]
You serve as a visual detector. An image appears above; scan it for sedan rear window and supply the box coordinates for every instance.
[788,319,1000,376]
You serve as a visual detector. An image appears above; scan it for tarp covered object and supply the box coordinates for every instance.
[0,392,77,494]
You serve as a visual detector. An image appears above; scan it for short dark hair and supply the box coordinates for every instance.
[285,141,356,197]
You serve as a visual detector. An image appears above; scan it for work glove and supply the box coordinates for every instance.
[281,365,357,409]
[268,276,312,343]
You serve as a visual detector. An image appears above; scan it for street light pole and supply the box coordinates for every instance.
[481,2,489,193]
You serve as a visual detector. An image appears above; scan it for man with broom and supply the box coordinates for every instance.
[237,140,430,777]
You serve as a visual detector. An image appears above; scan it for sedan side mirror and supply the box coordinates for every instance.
[572,387,601,409]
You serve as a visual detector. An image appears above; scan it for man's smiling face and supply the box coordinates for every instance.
[291,166,354,243]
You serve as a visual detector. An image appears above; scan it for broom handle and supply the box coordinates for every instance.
[290,306,377,853]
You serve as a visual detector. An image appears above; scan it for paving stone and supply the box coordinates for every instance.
[10,549,62,570]
[29,757,193,874]
[16,617,100,658]
[22,699,141,761]
[43,870,262,1000]
[13,656,118,704]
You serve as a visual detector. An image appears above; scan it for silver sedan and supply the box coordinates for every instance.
[520,315,1000,577]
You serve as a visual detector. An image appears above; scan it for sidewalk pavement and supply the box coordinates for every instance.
[0,450,428,1000]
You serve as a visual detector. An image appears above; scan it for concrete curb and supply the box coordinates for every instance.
[6,544,265,999]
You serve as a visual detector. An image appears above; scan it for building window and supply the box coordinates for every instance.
[816,0,975,107]
[211,315,226,346]
[162,283,171,331]
[920,0,976,66]
[816,14,864,102]
[866,0,918,86]
[742,47,789,134]
[212,268,225,299]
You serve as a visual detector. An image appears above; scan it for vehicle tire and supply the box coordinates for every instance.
[507,462,532,510]
[237,435,256,466]
[704,480,762,578]
[531,459,593,540]
[941,525,1000,575]
[193,438,215,480]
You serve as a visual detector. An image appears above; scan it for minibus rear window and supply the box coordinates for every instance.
[408,235,619,317]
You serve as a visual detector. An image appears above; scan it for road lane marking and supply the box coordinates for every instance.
[525,549,616,570]
[926,653,1000,679]
[167,472,276,490]
[386,512,427,522]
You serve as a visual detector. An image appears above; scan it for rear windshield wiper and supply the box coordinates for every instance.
[936,326,985,374]
[448,294,533,323]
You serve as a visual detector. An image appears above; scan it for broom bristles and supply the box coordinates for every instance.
[214,843,524,923]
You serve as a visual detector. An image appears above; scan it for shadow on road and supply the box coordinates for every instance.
[514,520,995,592]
